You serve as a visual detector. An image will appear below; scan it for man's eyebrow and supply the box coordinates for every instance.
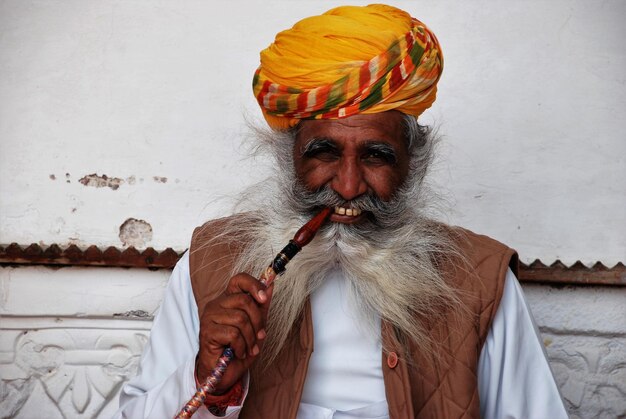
[363,141,397,153]
[362,141,398,162]
[300,137,338,156]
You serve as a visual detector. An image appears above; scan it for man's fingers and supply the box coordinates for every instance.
[196,273,275,390]
[208,309,259,357]
[258,283,274,323]
[218,293,265,338]
[227,273,269,304]
[199,272,273,372]
[211,324,250,360]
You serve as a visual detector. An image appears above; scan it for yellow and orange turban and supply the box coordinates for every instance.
[253,4,443,130]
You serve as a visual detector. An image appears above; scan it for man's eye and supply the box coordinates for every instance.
[303,146,339,161]
[363,151,396,164]
[314,151,339,161]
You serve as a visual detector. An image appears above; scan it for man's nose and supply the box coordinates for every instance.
[330,158,368,201]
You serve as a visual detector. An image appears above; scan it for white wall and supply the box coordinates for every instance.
[1,0,624,264]
[1,1,625,418]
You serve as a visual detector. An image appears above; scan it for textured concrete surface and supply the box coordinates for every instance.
[524,285,626,418]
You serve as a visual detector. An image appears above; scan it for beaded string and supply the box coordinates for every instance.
[175,208,331,418]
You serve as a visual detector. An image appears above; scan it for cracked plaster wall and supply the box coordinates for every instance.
[0,1,625,418]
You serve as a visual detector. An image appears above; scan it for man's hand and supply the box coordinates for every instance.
[196,273,272,394]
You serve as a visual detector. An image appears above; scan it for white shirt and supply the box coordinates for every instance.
[115,252,568,419]
[300,269,386,411]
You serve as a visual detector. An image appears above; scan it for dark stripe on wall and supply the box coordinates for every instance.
[1,243,624,286]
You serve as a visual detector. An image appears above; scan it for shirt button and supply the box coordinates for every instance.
[387,351,398,368]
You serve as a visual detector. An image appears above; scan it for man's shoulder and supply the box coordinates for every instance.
[449,225,513,253]
[191,213,246,248]
[188,213,251,310]
[188,213,252,275]
[442,224,518,274]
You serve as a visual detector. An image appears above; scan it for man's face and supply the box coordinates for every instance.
[293,111,410,224]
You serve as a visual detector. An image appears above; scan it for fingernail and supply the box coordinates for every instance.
[252,345,260,356]
[257,329,266,339]
[258,290,267,301]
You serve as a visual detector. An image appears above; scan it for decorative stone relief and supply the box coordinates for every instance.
[544,334,626,419]
[2,324,625,418]
[0,326,148,418]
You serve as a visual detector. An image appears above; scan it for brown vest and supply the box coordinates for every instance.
[189,216,517,419]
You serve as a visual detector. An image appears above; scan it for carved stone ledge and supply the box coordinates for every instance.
[1,243,624,286]
[0,324,149,417]
[0,243,183,269]
[519,260,626,286]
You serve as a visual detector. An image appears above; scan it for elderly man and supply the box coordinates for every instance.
[116,5,567,418]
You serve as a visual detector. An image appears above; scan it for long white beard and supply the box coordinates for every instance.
[218,162,461,365]
[221,205,461,365]
[201,119,463,365]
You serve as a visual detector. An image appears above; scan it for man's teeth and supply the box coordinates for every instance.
[334,206,362,217]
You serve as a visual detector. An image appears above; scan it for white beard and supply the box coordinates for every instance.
[213,121,463,364]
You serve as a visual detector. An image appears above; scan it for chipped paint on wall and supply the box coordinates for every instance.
[65,174,168,189]
[118,218,153,248]
[78,173,124,190]
[113,310,151,318]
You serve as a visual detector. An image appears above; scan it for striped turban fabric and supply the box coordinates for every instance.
[253,4,443,130]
